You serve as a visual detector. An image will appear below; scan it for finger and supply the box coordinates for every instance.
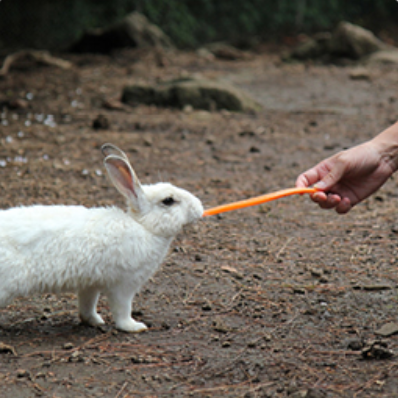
[295,173,311,188]
[317,193,341,209]
[315,159,346,191]
[296,167,323,188]
[312,191,339,205]
[336,197,352,214]
[311,191,328,202]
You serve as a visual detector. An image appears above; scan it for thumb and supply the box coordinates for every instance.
[314,161,346,191]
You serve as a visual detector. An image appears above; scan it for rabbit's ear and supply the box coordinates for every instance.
[101,143,129,161]
[104,155,146,212]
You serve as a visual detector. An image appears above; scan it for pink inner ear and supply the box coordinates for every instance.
[109,159,138,199]
[118,165,138,198]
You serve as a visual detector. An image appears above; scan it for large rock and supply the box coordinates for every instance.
[122,78,261,113]
[288,32,332,60]
[286,21,391,62]
[70,12,174,53]
[331,21,388,59]
[204,42,251,61]
[365,49,398,65]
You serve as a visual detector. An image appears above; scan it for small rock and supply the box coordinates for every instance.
[212,320,230,334]
[375,322,398,337]
[69,350,84,363]
[62,342,74,350]
[293,287,306,295]
[349,67,371,80]
[201,301,212,311]
[71,350,81,358]
[264,334,272,341]
[310,268,323,277]
[0,342,17,356]
[16,369,30,378]
[347,338,364,351]
[102,99,124,110]
[361,339,394,360]
[143,137,153,147]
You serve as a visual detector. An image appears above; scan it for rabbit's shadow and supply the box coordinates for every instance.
[0,312,113,342]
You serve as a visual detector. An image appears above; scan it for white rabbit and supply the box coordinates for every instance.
[0,144,203,333]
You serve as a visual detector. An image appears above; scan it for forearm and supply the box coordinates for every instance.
[371,121,398,173]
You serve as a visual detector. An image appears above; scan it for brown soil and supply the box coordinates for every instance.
[1,49,398,398]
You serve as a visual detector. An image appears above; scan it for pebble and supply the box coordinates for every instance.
[212,320,230,334]
[346,338,363,351]
[375,322,398,337]
[348,67,371,80]
[16,369,30,378]
[63,342,74,350]
[310,268,323,277]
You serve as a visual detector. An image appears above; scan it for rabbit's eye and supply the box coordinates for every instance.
[161,197,175,206]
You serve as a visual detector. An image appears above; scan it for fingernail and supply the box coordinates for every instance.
[314,181,326,189]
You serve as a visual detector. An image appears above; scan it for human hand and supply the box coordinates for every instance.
[296,141,396,214]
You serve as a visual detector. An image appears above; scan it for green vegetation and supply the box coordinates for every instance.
[0,0,396,50]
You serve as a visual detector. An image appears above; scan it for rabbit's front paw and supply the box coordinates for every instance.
[116,318,148,333]
[80,313,105,327]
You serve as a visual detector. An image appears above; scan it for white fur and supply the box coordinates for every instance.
[0,145,203,333]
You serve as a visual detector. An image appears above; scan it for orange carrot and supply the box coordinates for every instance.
[202,187,319,217]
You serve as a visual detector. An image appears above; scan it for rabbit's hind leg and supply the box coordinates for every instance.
[0,289,13,308]
[78,286,105,327]
[106,286,147,333]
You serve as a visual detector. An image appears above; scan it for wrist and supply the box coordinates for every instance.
[371,122,398,173]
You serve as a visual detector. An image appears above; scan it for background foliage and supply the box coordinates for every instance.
[0,0,397,50]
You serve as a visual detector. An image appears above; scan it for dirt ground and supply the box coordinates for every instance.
[1,47,398,398]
